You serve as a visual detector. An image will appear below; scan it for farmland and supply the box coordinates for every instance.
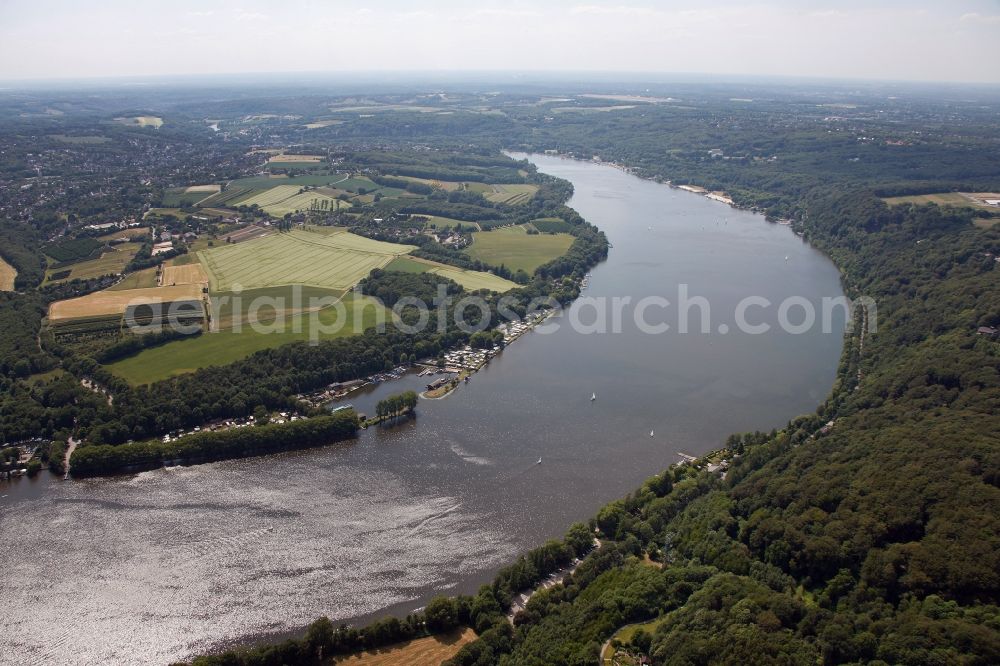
[464,224,574,273]
[234,186,350,216]
[267,154,323,164]
[196,185,254,208]
[198,228,414,291]
[161,263,208,286]
[426,263,518,292]
[115,115,163,128]
[882,191,1000,211]
[384,255,518,292]
[106,293,387,384]
[49,284,204,321]
[483,183,538,205]
[108,267,158,290]
[0,256,15,291]
[209,285,345,330]
[43,242,143,284]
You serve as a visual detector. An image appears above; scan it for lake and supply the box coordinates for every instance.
[0,154,845,665]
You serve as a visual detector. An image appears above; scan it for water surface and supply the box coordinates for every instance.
[0,155,845,665]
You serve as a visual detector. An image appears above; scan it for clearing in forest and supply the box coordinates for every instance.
[332,628,477,666]
[0,256,16,291]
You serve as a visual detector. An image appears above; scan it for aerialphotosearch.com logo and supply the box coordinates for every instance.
[122,283,877,342]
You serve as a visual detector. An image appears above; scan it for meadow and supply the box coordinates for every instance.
[108,267,158,290]
[106,293,386,384]
[426,264,517,292]
[0,256,16,291]
[43,242,143,284]
[197,229,414,292]
[882,191,1000,211]
[464,224,574,273]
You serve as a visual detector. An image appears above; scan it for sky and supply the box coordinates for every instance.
[1,0,999,83]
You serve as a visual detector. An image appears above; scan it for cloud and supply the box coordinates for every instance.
[959,12,1000,24]
[236,12,269,22]
[571,5,658,17]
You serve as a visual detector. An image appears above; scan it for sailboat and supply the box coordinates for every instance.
[536,457,542,465]
[591,392,597,401]
[650,430,655,437]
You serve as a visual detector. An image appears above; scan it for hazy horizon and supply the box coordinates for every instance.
[2,1,1000,84]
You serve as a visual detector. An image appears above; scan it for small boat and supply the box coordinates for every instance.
[784,256,789,261]
[536,457,542,465]
[591,392,597,401]
[650,430,655,437]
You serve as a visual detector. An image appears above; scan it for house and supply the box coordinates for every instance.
[977,326,998,337]
[159,231,172,242]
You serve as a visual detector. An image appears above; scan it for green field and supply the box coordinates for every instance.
[384,256,433,273]
[209,285,344,330]
[484,183,539,205]
[228,173,361,189]
[464,225,574,273]
[882,192,1000,211]
[426,264,518,292]
[198,228,414,292]
[197,185,256,208]
[530,217,575,233]
[43,243,143,284]
[384,256,518,292]
[234,187,350,216]
[108,268,159,290]
[106,293,386,384]
[415,215,480,230]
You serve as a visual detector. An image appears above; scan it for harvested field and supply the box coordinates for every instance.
[161,263,208,286]
[185,184,221,194]
[197,228,414,292]
[333,628,477,666]
[49,284,203,321]
[0,256,16,291]
[223,225,272,244]
[304,119,344,129]
[267,154,323,163]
